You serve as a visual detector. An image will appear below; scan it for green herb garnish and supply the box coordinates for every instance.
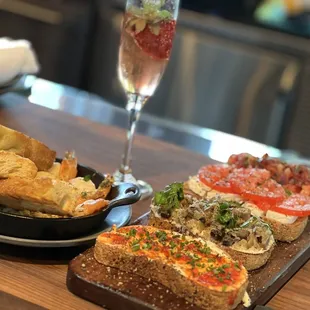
[199,246,211,255]
[142,243,152,250]
[285,188,292,196]
[216,203,238,229]
[83,175,91,182]
[222,285,228,292]
[129,0,172,23]
[156,230,167,242]
[154,183,184,218]
[132,244,140,252]
[128,228,137,237]
[145,231,151,240]
[81,191,87,198]
[169,241,177,249]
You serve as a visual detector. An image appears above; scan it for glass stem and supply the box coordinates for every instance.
[120,93,147,176]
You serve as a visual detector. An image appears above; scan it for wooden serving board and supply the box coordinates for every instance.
[67,212,310,310]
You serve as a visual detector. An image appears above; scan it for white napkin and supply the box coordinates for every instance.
[0,38,40,86]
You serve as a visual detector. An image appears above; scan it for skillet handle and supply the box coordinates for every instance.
[108,183,141,209]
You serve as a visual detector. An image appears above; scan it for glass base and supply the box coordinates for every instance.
[113,170,153,201]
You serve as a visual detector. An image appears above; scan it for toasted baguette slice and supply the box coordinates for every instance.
[264,216,308,242]
[0,176,113,217]
[0,124,56,171]
[94,225,248,310]
[184,178,307,243]
[149,212,274,271]
[0,151,38,179]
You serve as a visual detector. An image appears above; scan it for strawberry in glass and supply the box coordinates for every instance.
[119,1,177,97]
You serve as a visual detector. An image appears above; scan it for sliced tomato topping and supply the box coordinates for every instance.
[198,165,232,188]
[271,194,310,216]
[254,201,273,212]
[242,179,286,204]
[228,169,285,204]
[229,168,271,194]
[212,179,233,193]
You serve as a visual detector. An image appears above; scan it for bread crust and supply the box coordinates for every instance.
[263,216,308,242]
[0,125,56,171]
[94,226,248,310]
[0,151,37,179]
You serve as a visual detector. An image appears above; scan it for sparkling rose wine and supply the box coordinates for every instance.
[118,12,176,97]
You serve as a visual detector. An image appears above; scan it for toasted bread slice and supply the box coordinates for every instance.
[0,151,37,179]
[0,176,112,217]
[94,225,248,310]
[263,216,308,242]
[184,178,307,243]
[0,124,56,171]
[149,211,274,271]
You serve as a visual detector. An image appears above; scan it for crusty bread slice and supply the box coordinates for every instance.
[94,225,248,310]
[0,176,112,217]
[0,124,56,171]
[184,180,307,243]
[149,211,274,271]
[0,151,38,179]
[263,216,308,242]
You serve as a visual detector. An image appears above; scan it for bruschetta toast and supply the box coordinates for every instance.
[185,156,310,243]
[94,225,248,310]
[149,183,275,271]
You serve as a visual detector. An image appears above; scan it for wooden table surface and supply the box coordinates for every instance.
[0,99,309,310]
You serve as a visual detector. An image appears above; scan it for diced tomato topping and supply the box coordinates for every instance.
[271,194,310,216]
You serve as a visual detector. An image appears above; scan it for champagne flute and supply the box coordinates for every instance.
[114,0,180,199]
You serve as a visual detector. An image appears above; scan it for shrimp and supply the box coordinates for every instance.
[59,151,78,181]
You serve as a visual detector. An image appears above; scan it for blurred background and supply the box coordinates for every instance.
[1,0,310,157]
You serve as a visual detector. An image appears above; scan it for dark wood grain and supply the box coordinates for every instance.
[0,99,309,310]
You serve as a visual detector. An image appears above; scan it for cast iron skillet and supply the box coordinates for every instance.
[0,161,141,240]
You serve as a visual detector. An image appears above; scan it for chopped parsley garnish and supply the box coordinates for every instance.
[169,241,177,249]
[153,183,184,218]
[81,191,87,198]
[156,231,167,242]
[216,204,237,229]
[132,244,140,252]
[235,262,240,270]
[83,175,91,182]
[213,266,226,275]
[172,234,180,239]
[128,228,137,237]
[132,239,140,246]
[199,246,211,255]
[145,231,151,240]
[222,285,228,292]
[142,243,152,250]
[175,253,182,258]
[285,188,292,196]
